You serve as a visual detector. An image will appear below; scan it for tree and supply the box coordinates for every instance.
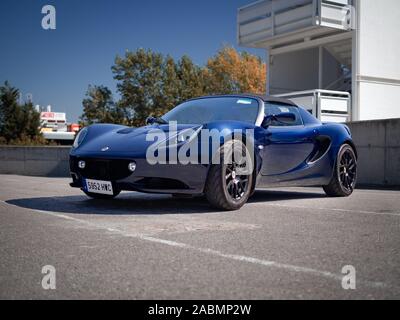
[80,85,124,125]
[0,81,21,141]
[162,55,181,112]
[177,55,206,101]
[205,46,266,95]
[112,49,166,126]
[0,81,42,144]
[112,49,207,126]
[104,47,266,127]
[19,102,41,138]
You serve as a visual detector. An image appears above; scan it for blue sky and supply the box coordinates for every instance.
[0,0,264,122]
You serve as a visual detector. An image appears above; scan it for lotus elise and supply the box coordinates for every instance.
[70,94,357,210]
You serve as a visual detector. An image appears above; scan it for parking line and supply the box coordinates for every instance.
[261,203,400,217]
[1,200,389,290]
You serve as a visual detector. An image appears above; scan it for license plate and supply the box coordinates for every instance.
[84,179,113,195]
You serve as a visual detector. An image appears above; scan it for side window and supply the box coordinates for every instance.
[265,103,303,127]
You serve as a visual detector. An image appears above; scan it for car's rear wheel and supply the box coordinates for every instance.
[83,190,120,200]
[205,140,253,210]
[323,144,357,197]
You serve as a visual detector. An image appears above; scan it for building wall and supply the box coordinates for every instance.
[356,0,400,120]
[270,47,342,94]
[346,118,400,187]
[0,146,70,177]
[322,49,344,89]
[270,48,319,94]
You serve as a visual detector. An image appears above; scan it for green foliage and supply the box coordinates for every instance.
[163,56,181,112]
[112,49,184,126]
[7,134,48,146]
[111,49,209,126]
[80,85,124,126]
[0,81,20,141]
[0,81,43,145]
[177,55,206,101]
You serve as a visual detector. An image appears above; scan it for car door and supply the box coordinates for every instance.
[260,104,316,177]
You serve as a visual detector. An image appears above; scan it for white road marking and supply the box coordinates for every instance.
[1,200,389,290]
[258,187,400,196]
[261,203,400,217]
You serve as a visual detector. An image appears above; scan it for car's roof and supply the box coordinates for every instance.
[189,94,298,107]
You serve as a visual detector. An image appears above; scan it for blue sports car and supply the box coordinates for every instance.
[70,94,357,210]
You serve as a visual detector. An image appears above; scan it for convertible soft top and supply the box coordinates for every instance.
[189,94,298,107]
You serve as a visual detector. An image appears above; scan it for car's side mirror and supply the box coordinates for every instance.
[146,116,156,125]
[262,112,297,128]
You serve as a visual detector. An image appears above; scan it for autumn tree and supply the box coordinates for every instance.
[205,46,266,95]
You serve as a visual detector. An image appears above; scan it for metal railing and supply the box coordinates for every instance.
[274,89,351,123]
[238,0,353,47]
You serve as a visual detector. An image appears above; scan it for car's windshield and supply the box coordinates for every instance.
[161,97,260,125]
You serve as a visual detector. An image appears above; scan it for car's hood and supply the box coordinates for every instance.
[79,124,199,153]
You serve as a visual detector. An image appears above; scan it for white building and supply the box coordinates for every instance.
[237,0,400,122]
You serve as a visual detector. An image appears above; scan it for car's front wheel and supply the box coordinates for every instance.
[323,143,357,197]
[205,140,253,210]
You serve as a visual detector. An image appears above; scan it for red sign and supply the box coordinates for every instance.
[40,112,66,121]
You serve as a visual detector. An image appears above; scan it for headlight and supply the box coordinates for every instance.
[73,127,88,148]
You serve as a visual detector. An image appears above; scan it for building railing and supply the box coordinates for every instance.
[274,89,351,123]
[238,0,353,48]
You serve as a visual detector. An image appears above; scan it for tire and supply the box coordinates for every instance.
[83,190,120,200]
[323,144,357,197]
[205,139,254,210]
[249,186,256,198]
[248,170,257,198]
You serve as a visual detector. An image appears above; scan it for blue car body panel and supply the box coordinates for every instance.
[69,94,355,195]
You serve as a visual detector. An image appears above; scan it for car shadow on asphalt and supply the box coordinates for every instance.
[6,189,325,216]
[248,189,326,203]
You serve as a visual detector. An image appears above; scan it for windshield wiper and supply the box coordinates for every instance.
[146,116,168,125]
[154,117,168,124]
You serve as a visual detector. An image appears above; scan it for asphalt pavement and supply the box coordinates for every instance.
[0,174,399,299]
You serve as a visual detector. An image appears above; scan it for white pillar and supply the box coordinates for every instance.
[351,0,360,121]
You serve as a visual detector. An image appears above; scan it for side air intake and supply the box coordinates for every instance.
[307,136,331,164]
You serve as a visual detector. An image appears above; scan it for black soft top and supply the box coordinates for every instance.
[189,94,298,107]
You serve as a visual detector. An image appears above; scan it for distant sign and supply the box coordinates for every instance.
[40,112,66,121]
